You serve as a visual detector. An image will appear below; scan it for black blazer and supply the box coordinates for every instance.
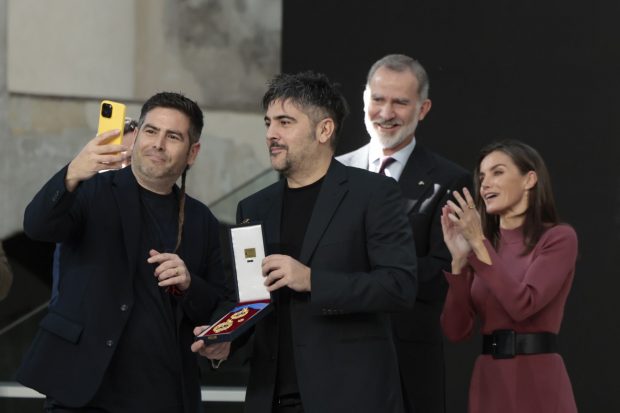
[236,160,418,413]
[337,143,471,411]
[17,165,228,409]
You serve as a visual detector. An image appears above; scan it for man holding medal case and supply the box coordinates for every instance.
[193,72,418,413]
[195,219,274,345]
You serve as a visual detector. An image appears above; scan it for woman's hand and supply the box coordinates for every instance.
[445,188,492,265]
[441,204,472,273]
[446,188,485,247]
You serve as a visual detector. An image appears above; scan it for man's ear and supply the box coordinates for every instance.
[417,99,432,121]
[317,118,335,144]
[186,142,201,167]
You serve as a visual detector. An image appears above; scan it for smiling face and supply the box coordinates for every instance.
[364,66,431,155]
[478,150,537,226]
[131,107,200,193]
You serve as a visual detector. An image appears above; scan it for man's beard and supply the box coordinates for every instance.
[364,113,418,150]
[269,142,292,176]
[133,149,184,181]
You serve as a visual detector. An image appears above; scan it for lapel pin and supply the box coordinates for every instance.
[418,181,425,186]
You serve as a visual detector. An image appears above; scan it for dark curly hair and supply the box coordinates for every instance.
[262,71,349,149]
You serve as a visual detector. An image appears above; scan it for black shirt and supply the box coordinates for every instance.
[276,178,323,397]
[89,188,186,412]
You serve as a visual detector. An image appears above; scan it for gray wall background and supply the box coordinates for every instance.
[0,0,282,237]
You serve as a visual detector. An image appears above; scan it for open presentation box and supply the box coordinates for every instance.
[196,223,272,343]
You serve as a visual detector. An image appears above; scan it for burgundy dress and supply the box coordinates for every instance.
[441,225,578,413]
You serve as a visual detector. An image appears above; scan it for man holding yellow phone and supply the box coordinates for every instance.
[18,92,231,412]
[97,100,126,146]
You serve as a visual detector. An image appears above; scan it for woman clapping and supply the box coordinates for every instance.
[440,140,578,413]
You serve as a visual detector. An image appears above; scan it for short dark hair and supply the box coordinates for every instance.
[473,140,560,254]
[262,71,349,149]
[138,92,204,145]
[367,54,430,101]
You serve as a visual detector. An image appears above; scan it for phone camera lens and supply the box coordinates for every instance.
[101,103,113,118]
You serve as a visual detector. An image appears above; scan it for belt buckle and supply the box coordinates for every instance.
[491,329,516,359]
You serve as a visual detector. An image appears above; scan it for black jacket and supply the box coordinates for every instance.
[18,165,228,411]
[337,143,471,412]
[237,160,418,413]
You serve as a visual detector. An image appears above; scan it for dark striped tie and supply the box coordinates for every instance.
[378,157,396,175]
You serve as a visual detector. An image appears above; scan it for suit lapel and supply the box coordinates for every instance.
[260,180,285,255]
[398,145,436,214]
[299,161,348,264]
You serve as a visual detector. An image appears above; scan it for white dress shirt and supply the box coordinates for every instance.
[368,137,416,181]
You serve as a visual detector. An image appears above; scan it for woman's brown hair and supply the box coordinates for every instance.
[474,140,559,254]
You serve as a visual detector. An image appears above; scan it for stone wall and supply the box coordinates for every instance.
[0,0,281,237]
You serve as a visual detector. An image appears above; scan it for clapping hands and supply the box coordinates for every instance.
[441,188,486,273]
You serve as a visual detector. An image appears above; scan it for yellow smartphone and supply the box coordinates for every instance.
[97,100,126,146]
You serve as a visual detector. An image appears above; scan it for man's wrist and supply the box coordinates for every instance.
[305,268,311,291]
[65,163,81,192]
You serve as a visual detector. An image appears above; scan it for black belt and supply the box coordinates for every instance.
[482,330,558,359]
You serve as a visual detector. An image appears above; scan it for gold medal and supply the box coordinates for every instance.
[213,319,233,333]
[231,307,249,320]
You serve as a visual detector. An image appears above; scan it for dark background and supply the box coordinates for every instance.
[282,0,620,411]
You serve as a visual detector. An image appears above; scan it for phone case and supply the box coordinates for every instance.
[97,100,126,146]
